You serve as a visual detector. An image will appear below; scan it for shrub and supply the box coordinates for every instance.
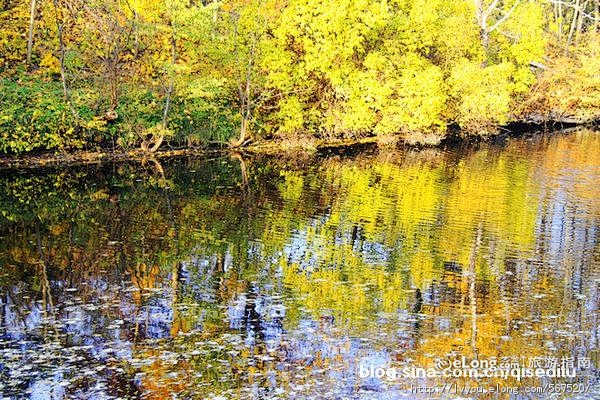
[448,60,515,135]
[520,32,600,123]
[0,78,92,154]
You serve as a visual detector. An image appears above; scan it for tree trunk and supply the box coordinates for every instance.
[557,1,563,41]
[240,117,248,143]
[109,54,119,112]
[566,0,581,54]
[26,0,37,67]
[575,0,589,45]
[230,17,258,148]
[52,0,78,119]
[474,0,488,50]
[474,0,520,58]
[162,25,177,129]
[481,28,489,51]
[141,134,164,153]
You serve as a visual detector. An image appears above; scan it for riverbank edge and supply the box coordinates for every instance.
[0,120,597,170]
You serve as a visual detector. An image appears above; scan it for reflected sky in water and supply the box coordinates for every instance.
[0,130,599,399]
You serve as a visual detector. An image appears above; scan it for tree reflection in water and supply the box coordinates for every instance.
[0,130,599,399]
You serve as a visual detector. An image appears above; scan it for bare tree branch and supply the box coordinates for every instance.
[485,0,501,20]
[489,0,521,33]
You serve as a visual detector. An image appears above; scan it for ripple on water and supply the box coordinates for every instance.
[0,130,598,399]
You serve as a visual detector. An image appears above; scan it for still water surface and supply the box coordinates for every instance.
[0,130,599,399]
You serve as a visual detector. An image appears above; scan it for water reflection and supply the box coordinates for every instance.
[0,130,599,399]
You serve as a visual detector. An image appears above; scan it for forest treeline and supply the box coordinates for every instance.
[0,0,599,154]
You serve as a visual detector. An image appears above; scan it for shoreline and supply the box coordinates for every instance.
[0,121,597,171]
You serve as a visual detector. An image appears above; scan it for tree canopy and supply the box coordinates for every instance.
[0,0,598,153]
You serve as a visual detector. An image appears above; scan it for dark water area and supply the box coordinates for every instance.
[0,130,599,399]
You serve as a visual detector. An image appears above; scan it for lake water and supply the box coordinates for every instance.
[0,129,599,399]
